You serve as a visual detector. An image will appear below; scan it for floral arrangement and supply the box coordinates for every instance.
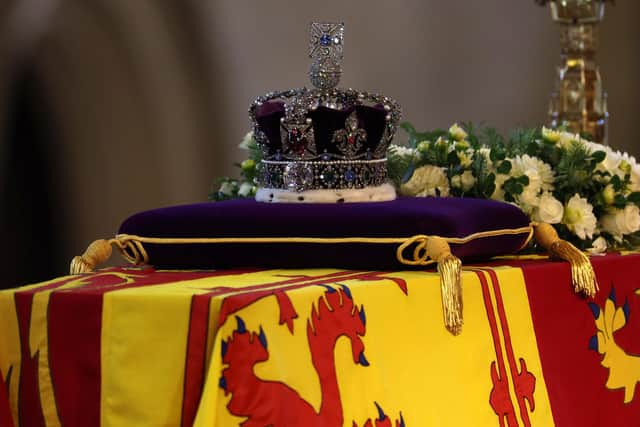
[391,123,640,253]
[211,123,640,253]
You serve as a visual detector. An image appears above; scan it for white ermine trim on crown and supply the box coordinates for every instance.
[255,183,396,203]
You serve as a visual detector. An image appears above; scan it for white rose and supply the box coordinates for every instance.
[400,165,450,197]
[460,170,476,191]
[238,131,255,150]
[533,192,564,224]
[219,181,235,196]
[600,204,640,241]
[563,194,597,240]
[238,182,254,197]
[587,236,608,255]
[449,123,468,142]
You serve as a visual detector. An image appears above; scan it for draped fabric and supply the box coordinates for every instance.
[1,254,639,426]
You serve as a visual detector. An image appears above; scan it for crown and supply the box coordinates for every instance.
[249,22,402,203]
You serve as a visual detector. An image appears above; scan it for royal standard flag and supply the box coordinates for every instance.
[1,254,639,426]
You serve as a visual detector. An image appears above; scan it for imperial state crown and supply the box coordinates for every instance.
[249,22,402,203]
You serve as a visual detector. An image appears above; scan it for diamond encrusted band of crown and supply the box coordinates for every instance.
[309,22,344,90]
[260,158,388,192]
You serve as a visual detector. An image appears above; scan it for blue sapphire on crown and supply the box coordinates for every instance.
[320,34,331,46]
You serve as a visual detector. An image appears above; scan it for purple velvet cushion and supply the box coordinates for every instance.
[118,197,530,270]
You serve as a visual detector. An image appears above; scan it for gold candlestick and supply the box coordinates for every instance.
[544,0,610,143]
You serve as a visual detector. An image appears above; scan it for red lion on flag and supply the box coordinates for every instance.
[219,285,405,426]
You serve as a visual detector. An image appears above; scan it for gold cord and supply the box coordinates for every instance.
[533,222,598,297]
[70,239,116,274]
[426,236,463,335]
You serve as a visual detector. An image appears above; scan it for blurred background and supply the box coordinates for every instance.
[1,0,639,287]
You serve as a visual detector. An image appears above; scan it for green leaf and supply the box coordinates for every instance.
[504,178,524,195]
[497,160,512,175]
[614,194,627,209]
[627,192,640,204]
[592,150,606,164]
[447,150,460,166]
[610,174,623,191]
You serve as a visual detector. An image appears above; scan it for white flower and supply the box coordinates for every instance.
[629,163,640,192]
[557,131,580,149]
[517,187,540,215]
[600,204,640,241]
[400,165,450,197]
[449,123,468,142]
[457,150,473,168]
[238,131,255,150]
[451,171,476,191]
[478,147,492,165]
[587,236,608,255]
[510,154,555,193]
[542,126,561,143]
[533,192,564,224]
[595,146,625,178]
[219,181,235,196]
[416,140,431,153]
[619,151,637,174]
[238,182,254,197]
[460,170,476,191]
[583,140,604,155]
[435,136,449,148]
[563,194,597,240]
[389,144,416,158]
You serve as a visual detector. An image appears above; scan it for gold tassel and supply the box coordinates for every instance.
[534,223,599,297]
[426,236,463,335]
[70,239,114,274]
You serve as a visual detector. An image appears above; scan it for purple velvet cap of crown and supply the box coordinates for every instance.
[255,101,387,159]
[118,197,531,270]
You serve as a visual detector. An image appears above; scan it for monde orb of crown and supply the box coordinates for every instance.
[248,22,402,202]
